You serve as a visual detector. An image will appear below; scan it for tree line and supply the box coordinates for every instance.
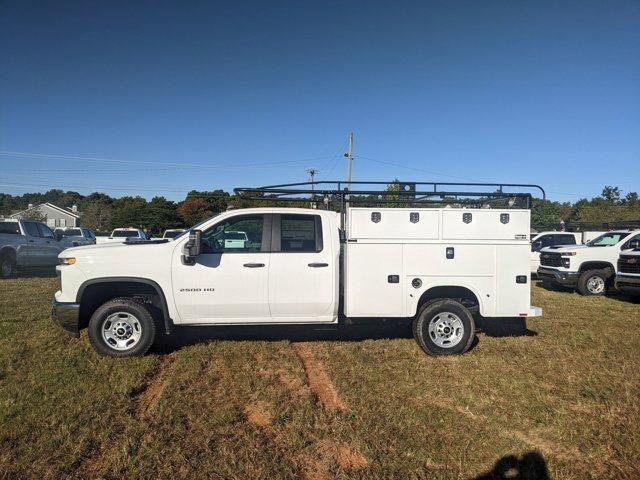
[1,185,638,234]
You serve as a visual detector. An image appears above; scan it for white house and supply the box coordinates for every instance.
[10,203,81,228]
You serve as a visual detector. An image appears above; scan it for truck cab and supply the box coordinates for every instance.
[537,230,640,295]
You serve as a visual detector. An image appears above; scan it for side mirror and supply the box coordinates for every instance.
[54,231,63,242]
[182,229,202,264]
[531,241,541,252]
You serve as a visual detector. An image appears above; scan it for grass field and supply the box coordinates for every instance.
[1,276,639,480]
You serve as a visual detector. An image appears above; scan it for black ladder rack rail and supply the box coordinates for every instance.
[234,181,546,210]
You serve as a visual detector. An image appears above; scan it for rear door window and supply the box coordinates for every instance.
[37,224,55,238]
[279,215,322,252]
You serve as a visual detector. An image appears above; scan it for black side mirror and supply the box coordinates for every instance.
[54,231,63,242]
[182,229,202,264]
[531,241,541,252]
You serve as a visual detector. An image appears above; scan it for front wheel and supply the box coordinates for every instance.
[87,297,156,357]
[413,299,475,356]
[0,254,15,279]
[577,269,609,296]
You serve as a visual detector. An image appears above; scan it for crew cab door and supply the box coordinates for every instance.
[171,214,271,323]
[268,213,336,322]
[22,221,46,266]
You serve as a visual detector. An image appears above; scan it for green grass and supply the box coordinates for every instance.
[1,277,639,479]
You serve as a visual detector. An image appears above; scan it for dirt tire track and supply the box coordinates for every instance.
[73,354,177,478]
[135,354,176,420]
[291,342,346,412]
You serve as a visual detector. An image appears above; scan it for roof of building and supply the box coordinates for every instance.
[9,202,81,218]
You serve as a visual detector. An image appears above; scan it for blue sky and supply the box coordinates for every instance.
[1,0,639,202]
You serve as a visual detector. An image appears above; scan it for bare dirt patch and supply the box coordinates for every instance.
[134,354,176,420]
[301,440,368,480]
[291,342,346,412]
[244,401,273,428]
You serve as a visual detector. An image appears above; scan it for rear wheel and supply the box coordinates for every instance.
[88,297,156,357]
[413,299,475,356]
[0,254,15,279]
[577,269,608,296]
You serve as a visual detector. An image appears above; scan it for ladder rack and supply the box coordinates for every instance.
[234,180,546,210]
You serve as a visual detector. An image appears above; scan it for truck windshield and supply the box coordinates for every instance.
[112,230,139,238]
[586,232,628,247]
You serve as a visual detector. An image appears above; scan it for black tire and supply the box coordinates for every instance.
[88,297,156,357]
[412,299,475,356]
[0,253,16,279]
[577,269,609,296]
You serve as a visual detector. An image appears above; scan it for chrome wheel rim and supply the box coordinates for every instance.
[101,312,142,351]
[586,276,605,294]
[428,312,464,348]
[1,260,11,277]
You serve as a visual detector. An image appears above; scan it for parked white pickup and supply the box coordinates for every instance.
[537,230,640,295]
[615,248,640,296]
[52,206,541,357]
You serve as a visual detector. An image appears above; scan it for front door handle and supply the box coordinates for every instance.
[308,262,329,268]
[243,262,265,268]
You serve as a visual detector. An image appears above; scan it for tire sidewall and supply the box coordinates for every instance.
[414,300,475,356]
[88,299,156,357]
[0,256,14,279]
[578,270,607,296]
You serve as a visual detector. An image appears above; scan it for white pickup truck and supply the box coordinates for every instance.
[615,248,640,297]
[101,228,148,243]
[52,204,541,357]
[530,231,582,274]
[537,230,640,295]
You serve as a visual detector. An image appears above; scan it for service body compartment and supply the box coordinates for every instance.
[344,243,404,317]
[344,207,533,319]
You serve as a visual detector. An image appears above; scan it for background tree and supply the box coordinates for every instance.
[145,196,182,234]
[601,186,621,204]
[177,196,212,226]
[82,200,114,233]
[111,196,149,229]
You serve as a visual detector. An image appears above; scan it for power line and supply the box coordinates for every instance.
[0,150,340,169]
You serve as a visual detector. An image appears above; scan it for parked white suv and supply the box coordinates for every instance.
[52,206,540,357]
[537,230,640,295]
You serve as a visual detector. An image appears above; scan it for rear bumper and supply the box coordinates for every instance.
[52,299,81,338]
[615,274,640,294]
[537,267,579,287]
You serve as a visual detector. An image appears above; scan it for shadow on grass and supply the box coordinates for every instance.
[15,268,57,278]
[154,320,414,352]
[534,279,640,304]
[474,451,551,480]
[153,315,537,353]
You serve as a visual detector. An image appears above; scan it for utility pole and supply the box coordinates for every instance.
[345,132,354,189]
[306,167,318,207]
[344,132,354,208]
[306,167,318,194]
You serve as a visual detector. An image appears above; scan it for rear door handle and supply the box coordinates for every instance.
[243,262,265,268]
[28,240,35,243]
[308,262,329,268]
